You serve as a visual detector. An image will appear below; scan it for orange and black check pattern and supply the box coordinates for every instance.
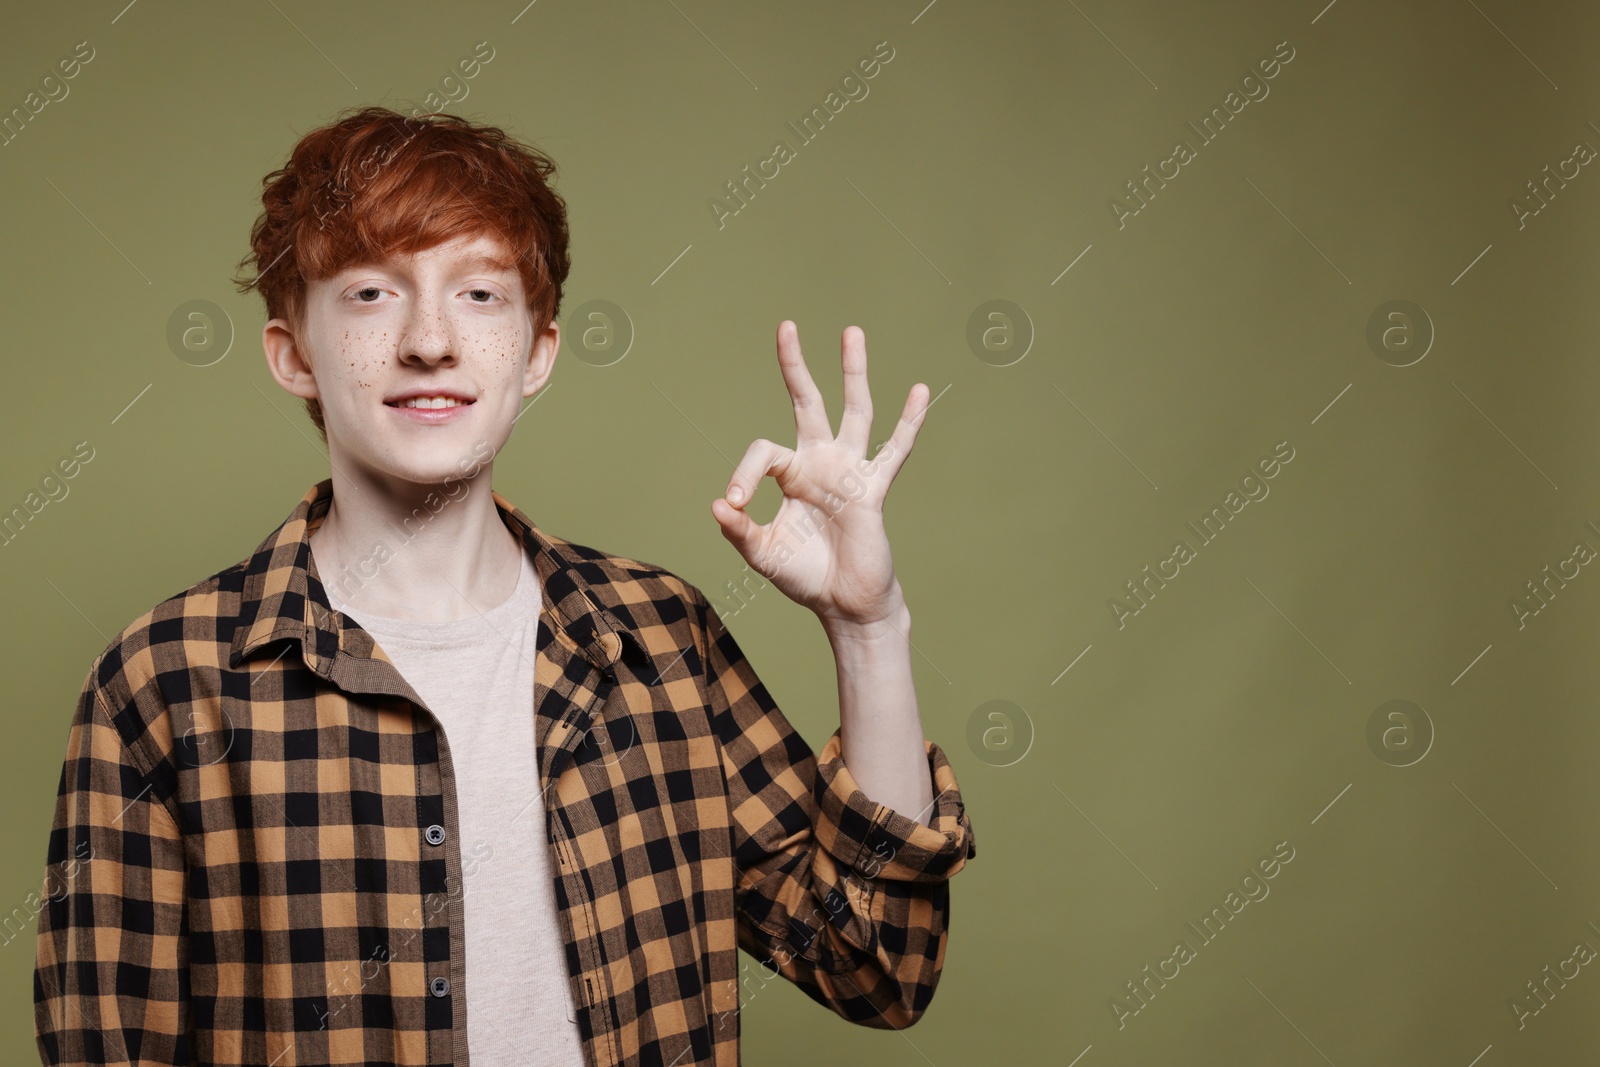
[34,478,977,1066]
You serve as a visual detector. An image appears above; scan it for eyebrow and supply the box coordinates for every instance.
[335,251,521,282]
[456,252,520,275]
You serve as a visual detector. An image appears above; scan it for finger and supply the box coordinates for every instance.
[775,320,834,447]
[836,325,873,455]
[710,496,764,561]
[723,437,793,510]
[865,382,929,492]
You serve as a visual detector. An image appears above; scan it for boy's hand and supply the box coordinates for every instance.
[710,320,927,634]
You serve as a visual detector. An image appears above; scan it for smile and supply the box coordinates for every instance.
[386,396,473,409]
[384,395,476,423]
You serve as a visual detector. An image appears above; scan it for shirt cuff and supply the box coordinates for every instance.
[813,726,977,884]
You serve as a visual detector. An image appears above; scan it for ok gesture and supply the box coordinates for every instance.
[710,320,928,634]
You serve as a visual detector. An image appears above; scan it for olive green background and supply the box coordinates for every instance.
[4,1,1599,1063]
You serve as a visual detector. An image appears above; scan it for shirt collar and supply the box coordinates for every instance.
[227,478,642,677]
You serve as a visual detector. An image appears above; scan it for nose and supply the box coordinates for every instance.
[398,291,456,366]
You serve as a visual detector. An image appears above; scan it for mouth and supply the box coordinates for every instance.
[384,394,476,422]
[384,395,475,410]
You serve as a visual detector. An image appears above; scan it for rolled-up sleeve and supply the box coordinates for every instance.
[812,726,975,883]
[690,587,977,1029]
[34,659,190,1066]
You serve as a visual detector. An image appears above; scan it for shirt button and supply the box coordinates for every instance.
[430,976,450,997]
[425,824,446,846]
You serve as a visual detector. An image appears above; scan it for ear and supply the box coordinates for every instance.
[262,317,319,402]
[524,318,559,398]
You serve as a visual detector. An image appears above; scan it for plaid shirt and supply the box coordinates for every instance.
[34,478,977,1066]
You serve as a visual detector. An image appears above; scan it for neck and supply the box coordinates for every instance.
[308,462,524,623]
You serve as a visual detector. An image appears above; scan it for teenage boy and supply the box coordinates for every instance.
[34,106,976,1067]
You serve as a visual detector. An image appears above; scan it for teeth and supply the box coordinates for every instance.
[397,396,466,409]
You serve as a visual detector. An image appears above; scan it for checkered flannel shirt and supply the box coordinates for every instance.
[34,478,977,1066]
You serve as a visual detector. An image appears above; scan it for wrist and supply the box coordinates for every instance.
[820,595,912,651]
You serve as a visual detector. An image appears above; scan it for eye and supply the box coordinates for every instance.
[467,288,499,303]
[352,286,385,303]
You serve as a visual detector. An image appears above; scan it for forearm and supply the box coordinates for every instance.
[823,594,935,828]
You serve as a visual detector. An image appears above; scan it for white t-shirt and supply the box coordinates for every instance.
[324,546,586,1066]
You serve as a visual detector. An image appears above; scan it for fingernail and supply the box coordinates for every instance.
[727,486,743,503]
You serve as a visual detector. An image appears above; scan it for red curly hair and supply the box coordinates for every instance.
[232,106,571,442]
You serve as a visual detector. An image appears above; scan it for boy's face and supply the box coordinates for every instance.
[262,232,558,490]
